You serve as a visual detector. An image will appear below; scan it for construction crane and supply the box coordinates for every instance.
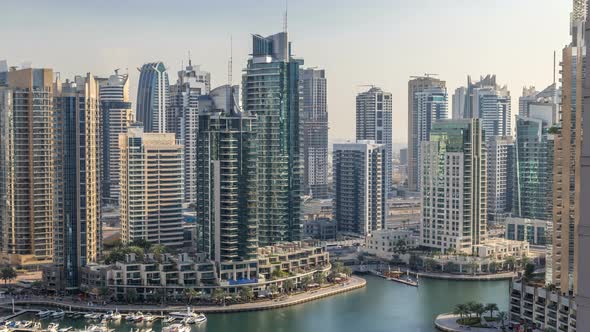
[409,73,439,79]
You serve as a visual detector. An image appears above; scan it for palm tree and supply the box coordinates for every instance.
[211,288,225,304]
[239,287,254,302]
[283,279,295,294]
[184,288,199,304]
[496,311,507,328]
[0,267,17,285]
[268,285,279,298]
[454,304,468,321]
[301,275,312,289]
[423,258,437,272]
[485,303,499,319]
[473,303,486,319]
[466,301,478,318]
[505,256,517,271]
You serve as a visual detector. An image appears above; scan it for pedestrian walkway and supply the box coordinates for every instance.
[0,276,366,314]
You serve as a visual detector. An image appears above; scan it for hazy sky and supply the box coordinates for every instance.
[2,0,571,143]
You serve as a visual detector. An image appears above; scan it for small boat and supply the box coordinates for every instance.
[125,313,136,321]
[19,320,33,328]
[110,310,122,321]
[163,324,191,332]
[37,309,53,318]
[144,313,155,322]
[163,316,176,323]
[181,317,194,324]
[32,322,42,329]
[47,322,60,331]
[52,310,66,319]
[133,312,144,322]
[58,328,72,332]
[193,313,207,324]
[84,312,96,319]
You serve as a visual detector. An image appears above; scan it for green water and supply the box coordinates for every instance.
[14,276,509,332]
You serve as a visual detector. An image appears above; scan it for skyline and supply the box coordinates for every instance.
[1,0,570,143]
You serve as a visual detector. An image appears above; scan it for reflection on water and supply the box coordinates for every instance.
[11,276,509,332]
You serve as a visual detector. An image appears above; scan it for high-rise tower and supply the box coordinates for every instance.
[99,71,133,205]
[242,32,302,245]
[136,62,169,133]
[196,85,258,262]
[356,87,393,192]
[300,68,329,199]
[0,67,55,268]
[407,76,446,192]
[53,74,102,289]
[169,62,210,204]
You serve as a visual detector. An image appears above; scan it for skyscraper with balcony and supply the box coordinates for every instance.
[169,61,210,204]
[99,71,133,205]
[487,136,515,224]
[119,125,184,248]
[420,119,487,254]
[509,2,587,330]
[333,141,386,236]
[407,76,446,192]
[513,115,554,221]
[52,74,101,289]
[196,85,258,263]
[0,67,55,268]
[357,87,393,192]
[411,86,448,192]
[136,62,169,133]
[242,32,302,245]
[300,68,329,199]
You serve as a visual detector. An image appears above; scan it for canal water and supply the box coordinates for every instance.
[15,275,509,332]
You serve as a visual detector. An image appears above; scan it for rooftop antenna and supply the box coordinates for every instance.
[228,35,233,85]
[283,0,288,33]
[553,50,556,85]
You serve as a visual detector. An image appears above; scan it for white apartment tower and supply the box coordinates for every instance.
[420,119,487,254]
[119,125,184,248]
[333,141,387,236]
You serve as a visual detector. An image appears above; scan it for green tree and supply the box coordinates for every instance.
[332,261,344,274]
[301,275,312,289]
[454,304,468,321]
[424,258,437,272]
[466,301,478,318]
[485,303,499,319]
[268,285,279,298]
[150,244,168,262]
[211,288,225,304]
[496,311,508,328]
[468,261,479,275]
[489,261,498,273]
[239,287,254,302]
[505,256,516,271]
[473,303,485,319]
[0,267,17,285]
[184,288,199,304]
[342,267,353,277]
[126,288,139,303]
[129,238,152,252]
[283,279,295,293]
[313,272,326,285]
[445,261,457,273]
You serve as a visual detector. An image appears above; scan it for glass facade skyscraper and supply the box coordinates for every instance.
[242,32,302,245]
[136,62,169,133]
[196,85,258,262]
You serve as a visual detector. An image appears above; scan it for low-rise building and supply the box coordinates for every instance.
[509,280,577,332]
[473,238,529,259]
[79,242,330,301]
[364,229,419,260]
[303,217,337,240]
[505,217,550,246]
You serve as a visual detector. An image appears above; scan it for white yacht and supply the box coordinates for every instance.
[37,309,53,318]
[162,324,191,332]
[52,310,66,319]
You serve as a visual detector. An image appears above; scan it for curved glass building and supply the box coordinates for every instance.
[136,62,169,133]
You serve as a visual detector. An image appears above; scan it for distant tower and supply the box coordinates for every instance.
[407,76,446,192]
[169,62,210,204]
[136,62,169,133]
[300,68,329,199]
[99,71,133,206]
[356,87,393,193]
[333,141,387,236]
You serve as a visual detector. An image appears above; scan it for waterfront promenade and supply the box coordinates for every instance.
[0,276,366,315]
[418,271,517,281]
